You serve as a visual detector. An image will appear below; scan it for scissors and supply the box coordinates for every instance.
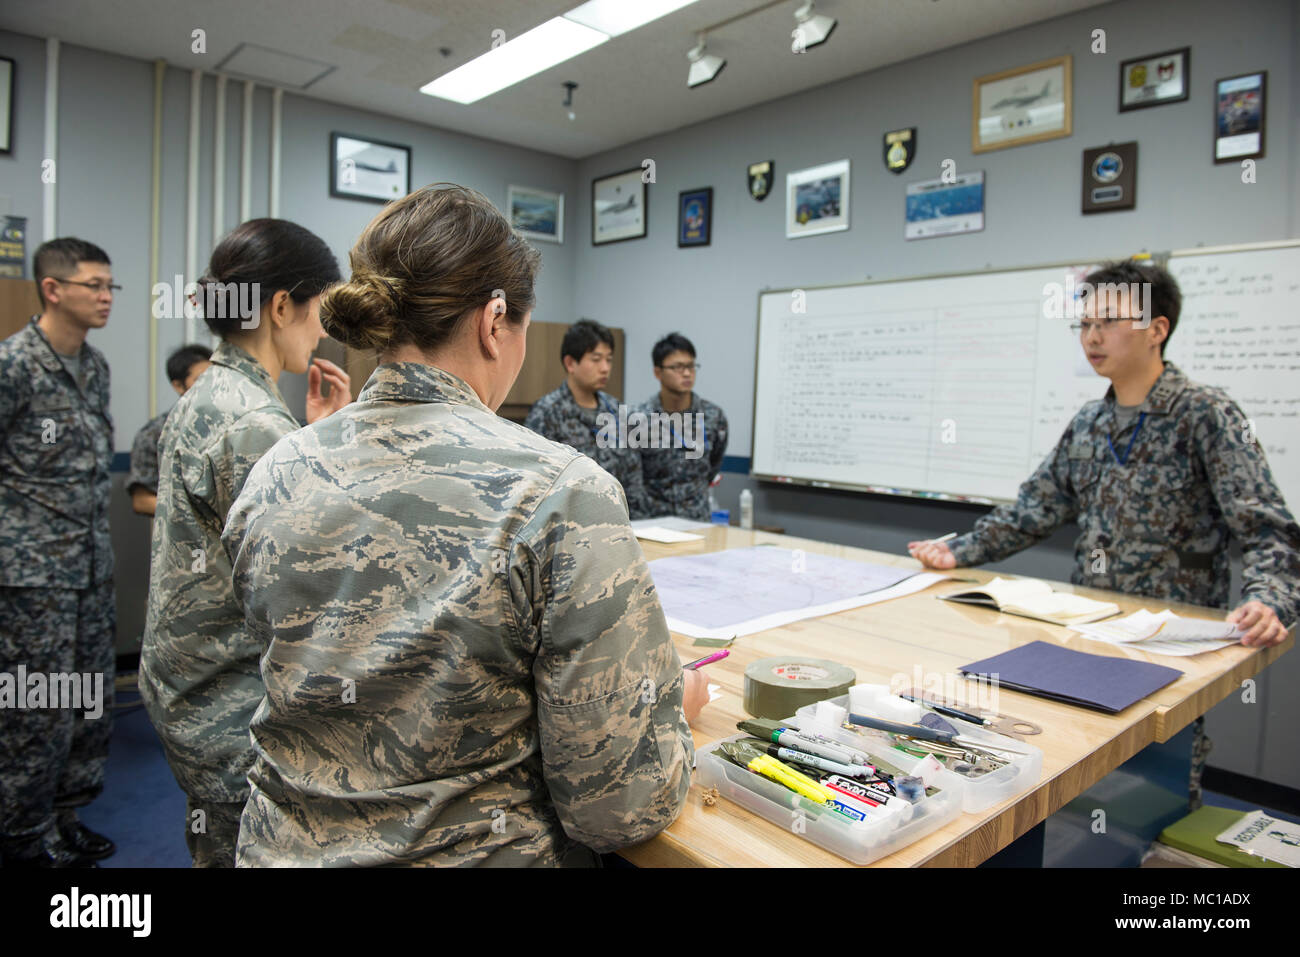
[899,690,1042,737]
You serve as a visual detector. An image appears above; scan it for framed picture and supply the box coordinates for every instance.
[592,168,646,245]
[0,57,13,155]
[1081,142,1137,213]
[330,132,411,204]
[677,187,712,247]
[507,185,563,243]
[905,171,984,240]
[1119,47,1189,112]
[1214,71,1266,163]
[786,160,849,239]
[972,55,1072,153]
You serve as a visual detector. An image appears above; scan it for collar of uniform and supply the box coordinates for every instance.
[26,316,87,372]
[562,379,612,414]
[358,362,491,414]
[1102,361,1188,417]
[644,390,699,414]
[211,340,279,389]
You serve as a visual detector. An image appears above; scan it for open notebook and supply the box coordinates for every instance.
[939,577,1119,627]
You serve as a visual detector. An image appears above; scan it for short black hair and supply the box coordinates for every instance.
[653,333,695,367]
[33,238,111,308]
[1081,259,1182,354]
[199,218,341,337]
[166,344,213,385]
[561,318,614,364]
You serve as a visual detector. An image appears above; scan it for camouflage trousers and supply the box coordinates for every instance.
[0,581,116,849]
[185,796,243,868]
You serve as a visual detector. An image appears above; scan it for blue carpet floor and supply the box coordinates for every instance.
[78,691,190,868]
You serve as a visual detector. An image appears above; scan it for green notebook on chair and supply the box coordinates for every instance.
[1158,806,1289,868]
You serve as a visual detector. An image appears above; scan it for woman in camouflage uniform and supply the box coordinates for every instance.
[223,185,709,866]
[140,219,352,867]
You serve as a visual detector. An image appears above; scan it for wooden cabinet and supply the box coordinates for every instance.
[1,277,42,341]
[338,320,626,424]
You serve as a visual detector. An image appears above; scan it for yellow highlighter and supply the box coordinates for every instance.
[720,741,837,805]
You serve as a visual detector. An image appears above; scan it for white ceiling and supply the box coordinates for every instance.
[1,0,1112,159]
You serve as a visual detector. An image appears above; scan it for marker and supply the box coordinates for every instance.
[684,650,729,670]
[751,742,874,779]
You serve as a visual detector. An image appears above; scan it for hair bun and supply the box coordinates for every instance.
[321,273,400,352]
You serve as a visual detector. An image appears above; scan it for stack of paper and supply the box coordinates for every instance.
[1074,609,1243,657]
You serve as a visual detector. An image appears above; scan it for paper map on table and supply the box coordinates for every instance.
[648,546,947,640]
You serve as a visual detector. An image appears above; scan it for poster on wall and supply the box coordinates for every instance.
[592,167,647,245]
[507,185,563,243]
[785,160,849,238]
[0,216,25,278]
[1214,71,1266,162]
[1118,47,1189,111]
[972,55,1072,153]
[905,171,984,240]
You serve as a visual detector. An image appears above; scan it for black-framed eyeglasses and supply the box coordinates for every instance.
[1069,317,1135,335]
[660,362,700,373]
[56,279,122,295]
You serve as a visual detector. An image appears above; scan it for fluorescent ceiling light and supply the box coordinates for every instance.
[565,0,700,37]
[421,17,607,104]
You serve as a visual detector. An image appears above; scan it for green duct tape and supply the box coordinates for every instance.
[743,657,856,719]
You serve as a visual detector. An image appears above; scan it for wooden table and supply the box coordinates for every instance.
[618,527,1293,868]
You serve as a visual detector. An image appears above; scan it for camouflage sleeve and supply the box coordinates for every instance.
[1201,400,1300,624]
[513,456,693,853]
[202,408,297,525]
[708,405,728,477]
[618,450,654,521]
[949,425,1078,566]
[126,421,161,495]
[0,348,27,440]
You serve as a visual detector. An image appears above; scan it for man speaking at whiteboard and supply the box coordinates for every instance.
[908,260,1299,648]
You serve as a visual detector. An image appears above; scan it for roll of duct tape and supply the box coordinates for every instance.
[743,657,857,719]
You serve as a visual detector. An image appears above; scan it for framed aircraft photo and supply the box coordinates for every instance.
[330,132,411,203]
[972,55,1072,153]
[592,168,646,245]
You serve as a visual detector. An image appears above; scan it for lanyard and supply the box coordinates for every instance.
[587,395,618,439]
[1106,411,1146,466]
[668,417,708,456]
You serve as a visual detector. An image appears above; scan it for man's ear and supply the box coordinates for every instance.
[40,276,62,307]
[562,354,577,375]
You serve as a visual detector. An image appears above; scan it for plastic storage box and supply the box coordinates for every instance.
[793,684,1043,813]
[696,732,964,865]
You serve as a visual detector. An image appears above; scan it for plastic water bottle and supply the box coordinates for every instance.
[739,489,754,530]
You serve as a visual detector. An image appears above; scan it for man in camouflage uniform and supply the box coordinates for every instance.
[638,333,729,521]
[524,318,652,518]
[125,344,212,516]
[0,238,117,867]
[139,340,302,868]
[223,361,696,866]
[911,260,1299,646]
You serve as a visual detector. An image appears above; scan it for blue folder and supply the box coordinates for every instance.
[958,640,1183,714]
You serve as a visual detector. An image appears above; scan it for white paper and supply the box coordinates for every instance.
[631,516,714,534]
[1215,810,1300,867]
[1074,609,1242,657]
[649,546,948,640]
[633,525,704,544]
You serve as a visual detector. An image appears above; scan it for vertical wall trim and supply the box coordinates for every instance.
[148,59,165,417]
[42,38,60,240]
[185,68,202,343]
[213,74,226,246]
[269,87,283,218]
[240,81,253,224]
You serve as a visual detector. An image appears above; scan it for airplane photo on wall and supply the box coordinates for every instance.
[973,55,1072,153]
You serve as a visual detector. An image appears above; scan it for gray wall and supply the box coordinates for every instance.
[573,0,1299,786]
[0,28,579,650]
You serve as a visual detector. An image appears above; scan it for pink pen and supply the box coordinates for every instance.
[684,650,730,670]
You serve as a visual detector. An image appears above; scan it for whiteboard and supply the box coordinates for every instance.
[751,242,1300,511]
[1165,243,1300,514]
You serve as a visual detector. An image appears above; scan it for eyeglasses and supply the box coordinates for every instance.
[1069,317,1136,335]
[660,362,700,373]
[56,279,122,295]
